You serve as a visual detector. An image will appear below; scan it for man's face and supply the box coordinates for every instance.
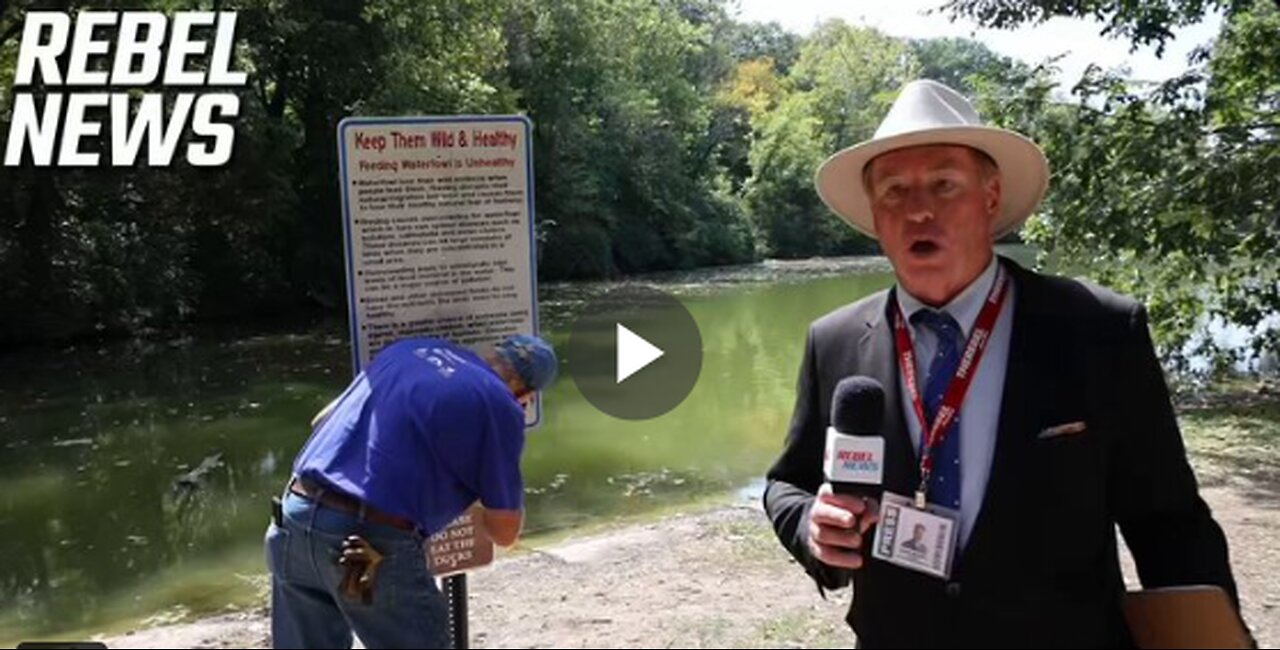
[515,387,536,408]
[503,374,535,407]
[867,145,1001,306]
[488,348,537,407]
[913,524,926,542]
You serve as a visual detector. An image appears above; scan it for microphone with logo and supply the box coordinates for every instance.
[823,376,886,497]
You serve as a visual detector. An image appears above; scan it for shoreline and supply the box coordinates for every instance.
[4,493,751,648]
[10,385,1279,648]
[75,477,1280,648]
[92,503,852,649]
[0,253,901,352]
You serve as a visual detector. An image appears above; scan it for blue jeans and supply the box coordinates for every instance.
[265,491,451,649]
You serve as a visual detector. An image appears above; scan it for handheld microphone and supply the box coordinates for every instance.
[823,376,886,496]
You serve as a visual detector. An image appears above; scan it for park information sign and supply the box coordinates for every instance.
[337,115,539,576]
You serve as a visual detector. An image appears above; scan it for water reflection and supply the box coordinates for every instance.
[0,332,349,639]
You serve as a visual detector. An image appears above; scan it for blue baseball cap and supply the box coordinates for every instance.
[494,334,559,392]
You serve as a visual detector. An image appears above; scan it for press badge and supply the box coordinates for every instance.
[871,492,959,580]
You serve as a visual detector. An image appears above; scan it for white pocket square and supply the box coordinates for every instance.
[1038,421,1088,439]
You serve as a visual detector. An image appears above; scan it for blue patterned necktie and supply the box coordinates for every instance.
[911,309,963,510]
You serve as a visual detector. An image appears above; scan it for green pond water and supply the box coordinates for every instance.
[2,253,975,642]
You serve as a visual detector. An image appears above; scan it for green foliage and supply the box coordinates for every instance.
[2,0,1271,372]
[505,0,755,277]
[909,37,1032,96]
[789,21,918,149]
[939,0,1258,55]
[727,20,802,74]
[744,22,918,259]
[744,93,830,258]
[741,22,1033,259]
[0,0,516,341]
[968,0,1280,372]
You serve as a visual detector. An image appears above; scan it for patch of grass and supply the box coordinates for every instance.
[680,610,851,649]
[1180,386,1280,494]
[687,617,735,648]
[745,610,851,649]
[514,492,740,551]
[708,517,780,563]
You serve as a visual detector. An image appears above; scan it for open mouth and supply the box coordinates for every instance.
[909,240,941,256]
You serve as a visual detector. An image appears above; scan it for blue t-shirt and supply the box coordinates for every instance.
[293,338,526,536]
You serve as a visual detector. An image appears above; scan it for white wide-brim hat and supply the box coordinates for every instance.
[814,79,1050,240]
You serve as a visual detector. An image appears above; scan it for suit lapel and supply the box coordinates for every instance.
[856,288,920,496]
[961,259,1047,568]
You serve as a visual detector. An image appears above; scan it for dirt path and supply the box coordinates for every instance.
[101,483,1278,649]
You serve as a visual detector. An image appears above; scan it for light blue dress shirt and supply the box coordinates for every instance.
[894,256,1015,548]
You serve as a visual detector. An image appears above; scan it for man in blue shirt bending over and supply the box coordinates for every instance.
[265,334,558,649]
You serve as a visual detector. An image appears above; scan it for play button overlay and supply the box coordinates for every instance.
[567,286,702,420]
[616,324,664,383]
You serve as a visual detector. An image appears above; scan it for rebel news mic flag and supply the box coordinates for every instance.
[823,376,885,495]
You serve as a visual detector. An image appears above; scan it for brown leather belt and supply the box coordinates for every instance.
[289,477,417,532]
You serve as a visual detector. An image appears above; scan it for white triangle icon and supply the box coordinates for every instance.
[616,323,664,384]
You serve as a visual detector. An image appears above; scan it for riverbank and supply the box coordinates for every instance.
[98,486,1279,649]
[88,384,1280,649]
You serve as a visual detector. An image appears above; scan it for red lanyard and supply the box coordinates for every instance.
[893,264,1010,509]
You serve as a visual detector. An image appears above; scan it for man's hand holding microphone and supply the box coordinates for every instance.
[808,376,885,570]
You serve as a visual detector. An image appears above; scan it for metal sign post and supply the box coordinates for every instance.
[337,115,539,649]
[445,575,469,649]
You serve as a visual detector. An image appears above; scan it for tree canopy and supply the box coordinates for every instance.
[947,0,1279,371]
[1,0,1274,374]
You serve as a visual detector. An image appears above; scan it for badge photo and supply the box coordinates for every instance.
[872,492,958,580]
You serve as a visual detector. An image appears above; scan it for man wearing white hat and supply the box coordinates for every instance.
[763,80,1242,646]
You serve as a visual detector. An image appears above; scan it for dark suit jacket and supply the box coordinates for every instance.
[764,257,1240,648]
